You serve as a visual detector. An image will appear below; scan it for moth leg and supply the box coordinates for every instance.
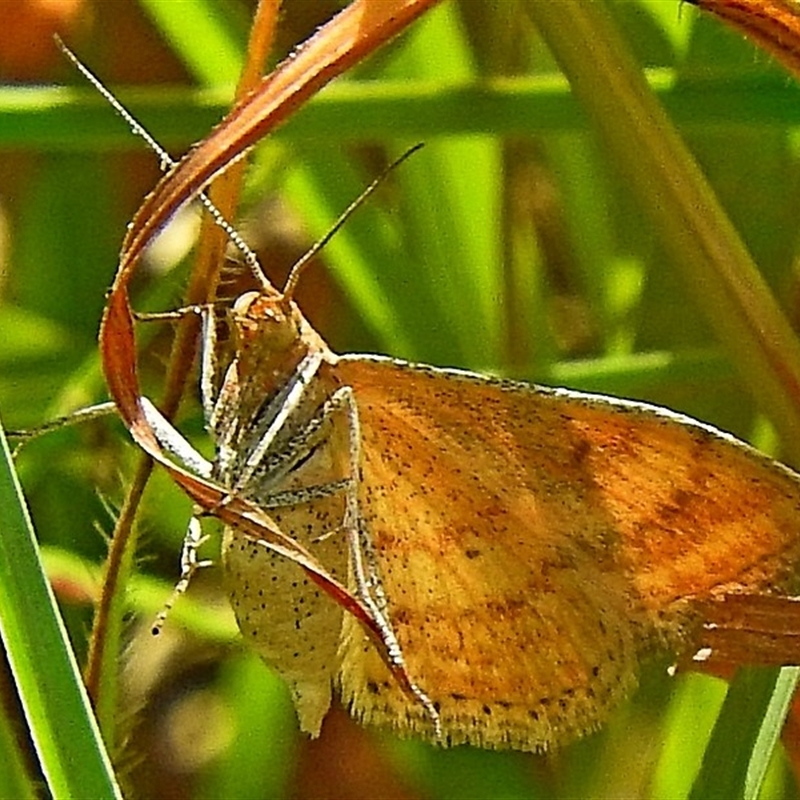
[140,397,213,478]
[199,303,221,429]
[133,305,203,323]
[261,479,352,509]
[236,389,360,533]
[244,384,380,517]
[198,302,257,482]
[232,351,325,492]
[244,383,361,499]
[336,386,443,741]
[152,516,213,634]
[205,327,244,482]
[8,401,117,457]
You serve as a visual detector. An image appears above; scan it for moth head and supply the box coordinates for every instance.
[230,290,302,354]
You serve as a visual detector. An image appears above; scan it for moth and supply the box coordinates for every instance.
[128,248,800,752]
[61,17,800,751]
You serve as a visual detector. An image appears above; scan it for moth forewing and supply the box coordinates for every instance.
[324,355,800,750]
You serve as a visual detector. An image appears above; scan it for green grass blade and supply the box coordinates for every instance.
[744,667,800,798]
[689,667,800,800]
[0,417,121,799]
[8,71,800,149]
[651,674,729,800]
[138,0,246,86]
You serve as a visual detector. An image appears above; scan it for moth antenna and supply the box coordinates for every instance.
[281,143,425,303]
[54,35,271,290]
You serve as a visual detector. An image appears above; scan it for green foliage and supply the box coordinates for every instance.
[0,423,120,798]
[2,0,800,796]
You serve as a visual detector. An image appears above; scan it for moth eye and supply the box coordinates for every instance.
[232,291,260,314]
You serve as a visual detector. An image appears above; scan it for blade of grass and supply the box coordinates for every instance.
[744,666,799,797]
[9,69,800,150]
[138,0,247,86]
[381,2,503,369]
[689,666,800,799]
[651,673,729,800]
[0,416,121,799]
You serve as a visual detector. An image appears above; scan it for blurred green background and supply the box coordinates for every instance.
[3,0,800,797]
